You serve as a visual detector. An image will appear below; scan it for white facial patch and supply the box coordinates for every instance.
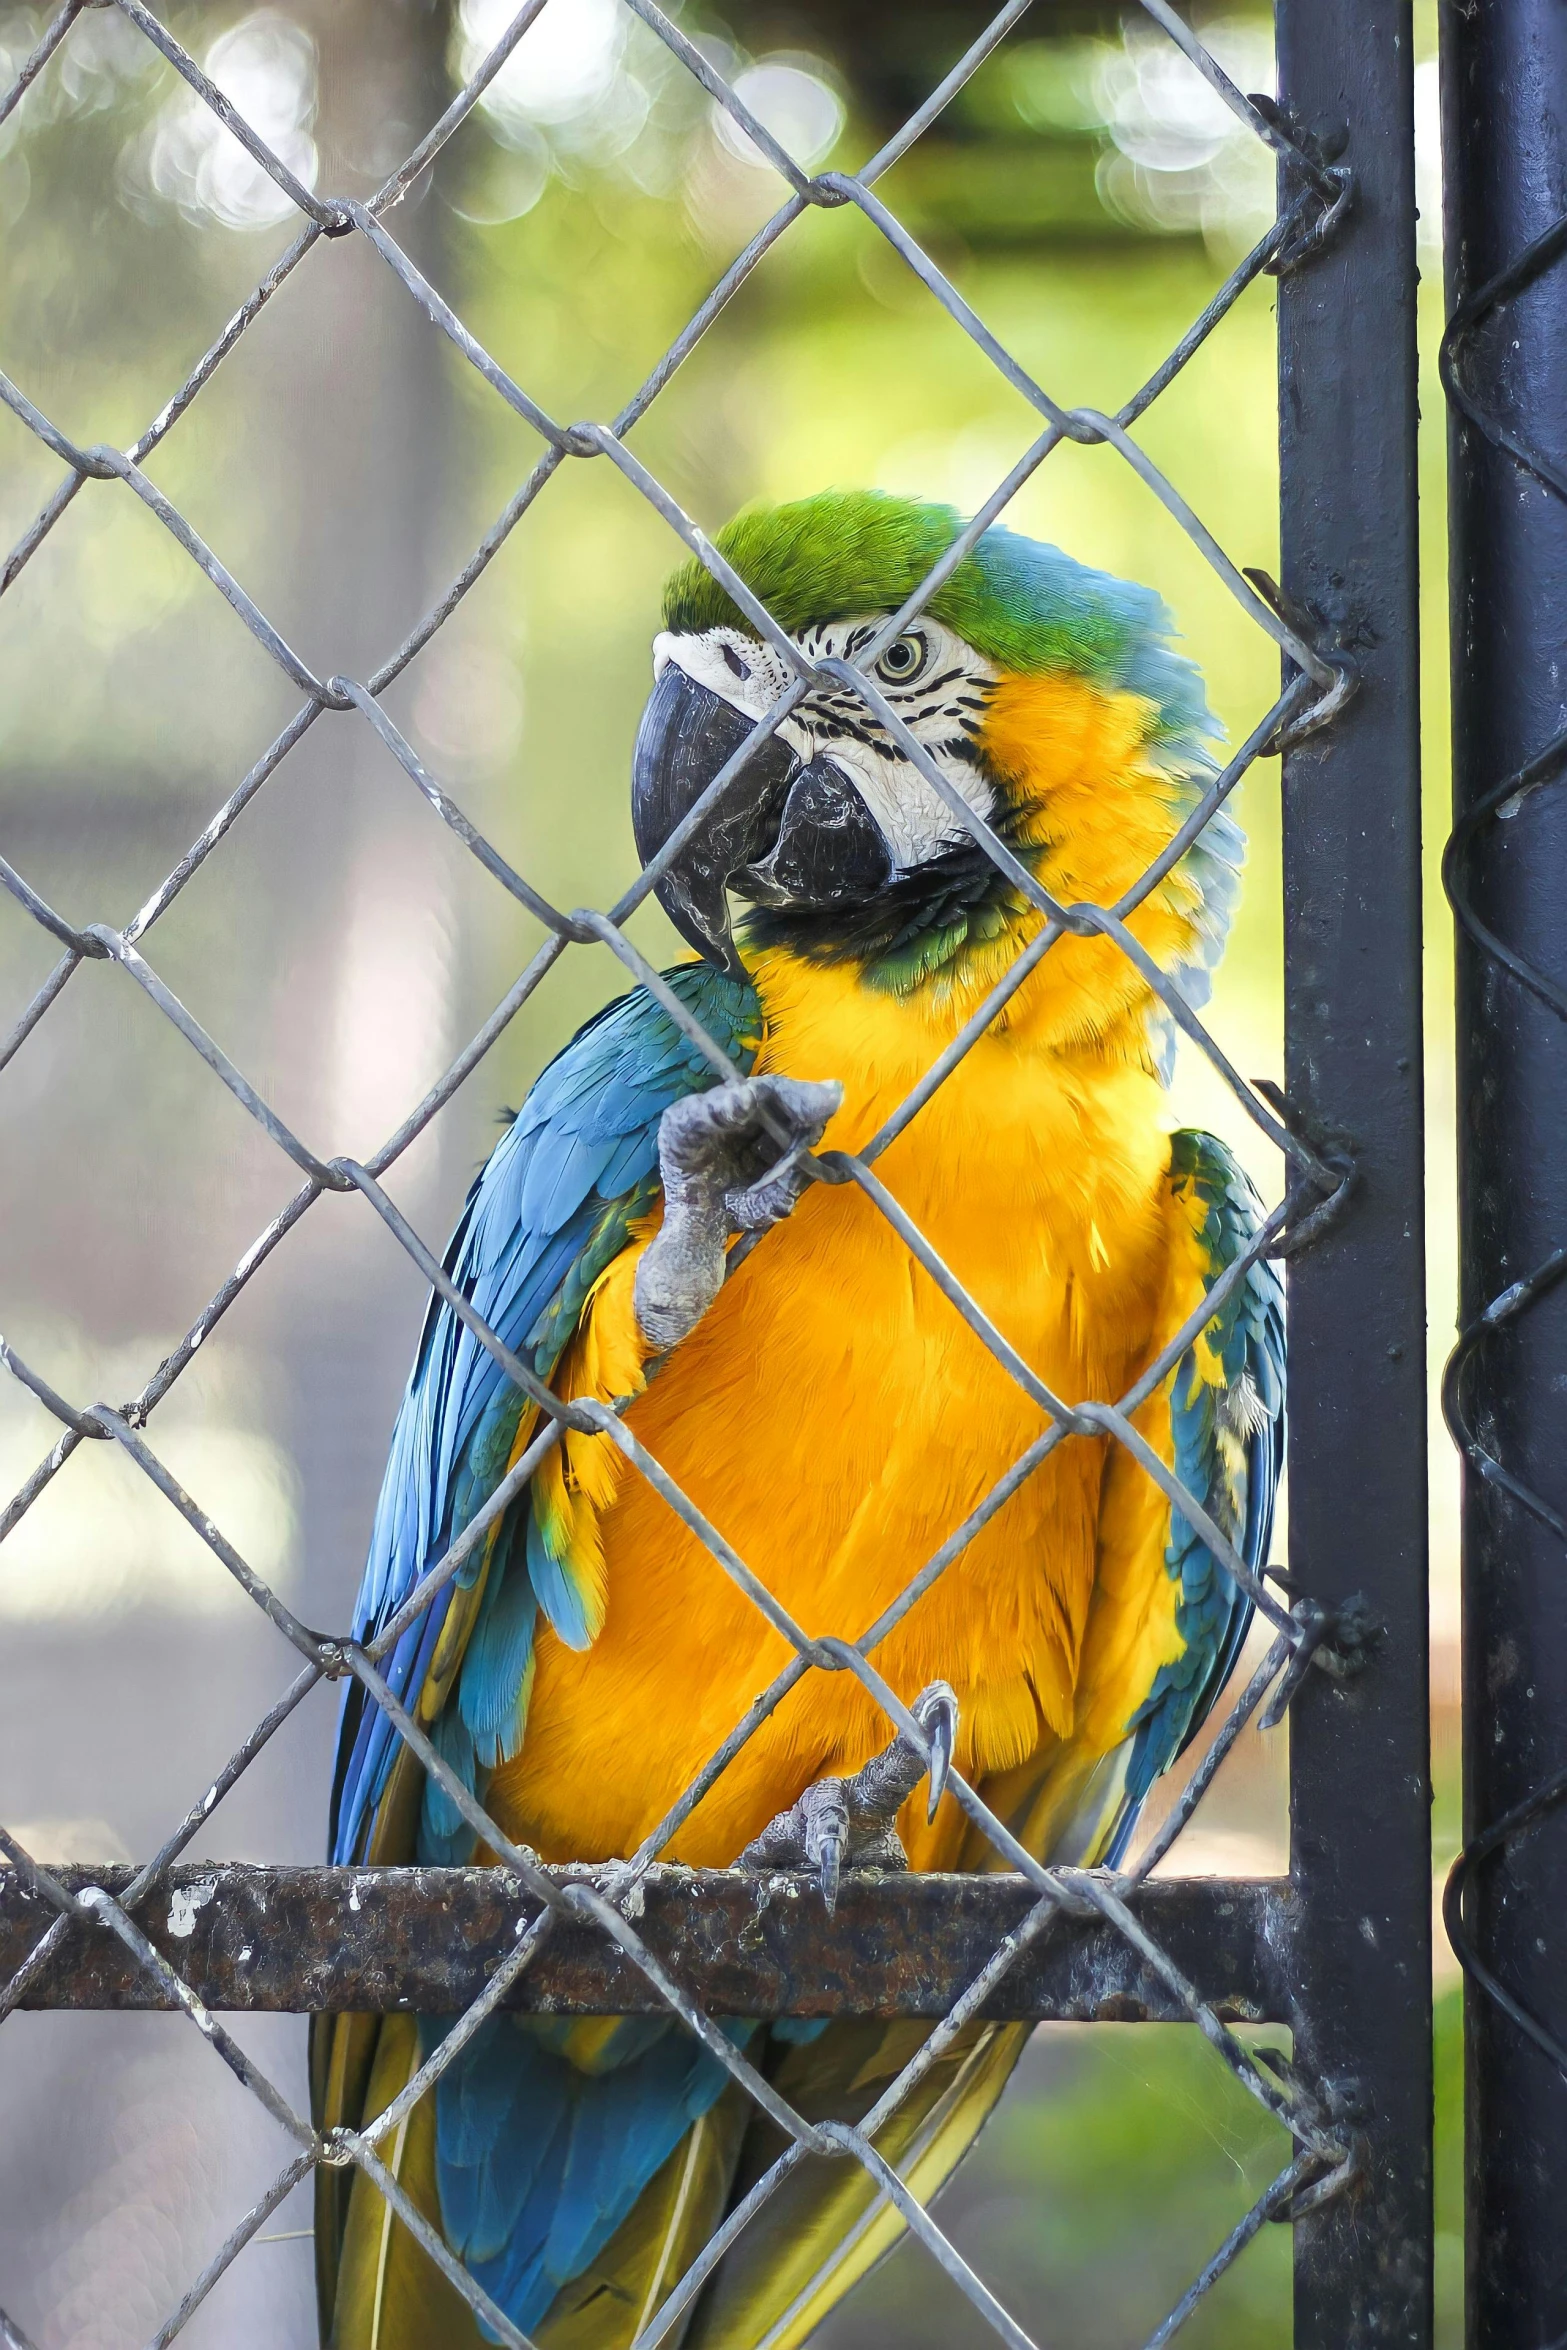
[652,615,997,874]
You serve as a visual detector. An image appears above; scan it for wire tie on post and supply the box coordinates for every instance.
[1244,567,1359,746]
[1257,1590,1378,1730]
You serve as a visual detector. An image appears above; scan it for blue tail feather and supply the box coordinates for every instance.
[434,2014,754,2338]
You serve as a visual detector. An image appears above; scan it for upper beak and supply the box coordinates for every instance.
[631,663,796,975]
[631,660,894,974]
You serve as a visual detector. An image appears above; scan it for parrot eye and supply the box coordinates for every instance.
[873,631,929,686]
[721,641,752,681]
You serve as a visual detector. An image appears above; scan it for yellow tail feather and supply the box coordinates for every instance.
[326,2015,489,2350]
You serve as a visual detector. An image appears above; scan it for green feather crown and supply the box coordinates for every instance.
[662,488,1213,751]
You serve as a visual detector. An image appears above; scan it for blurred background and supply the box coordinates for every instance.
[0,1,1457,2342]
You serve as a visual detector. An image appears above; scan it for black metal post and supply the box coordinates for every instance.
[1441,6,1567,2342]
[1276,5,1432,2344]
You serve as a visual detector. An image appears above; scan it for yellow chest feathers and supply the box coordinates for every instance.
[748,942,1176,1335]
[489,946,1189,1869]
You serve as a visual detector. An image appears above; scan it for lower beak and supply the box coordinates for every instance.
[631,663,893,973]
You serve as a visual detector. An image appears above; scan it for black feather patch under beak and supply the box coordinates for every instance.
[737,763,896,913]
[631,661,893,974]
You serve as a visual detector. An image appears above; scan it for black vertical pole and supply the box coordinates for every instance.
[1441,7,1567,2344]
[1275,5,1432,2345]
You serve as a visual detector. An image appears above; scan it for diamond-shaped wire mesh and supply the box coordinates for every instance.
[0,3,1370,2344]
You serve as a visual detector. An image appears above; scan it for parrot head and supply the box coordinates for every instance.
[632,489,1240,1056]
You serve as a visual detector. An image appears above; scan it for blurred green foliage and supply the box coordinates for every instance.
[821,2022,1296,2347]
[819,1991,1461,2345]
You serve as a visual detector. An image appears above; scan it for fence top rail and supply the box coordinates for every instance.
[0,1861,1299,2026]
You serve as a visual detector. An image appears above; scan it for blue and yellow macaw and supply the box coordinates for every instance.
[311,491,1283,2349]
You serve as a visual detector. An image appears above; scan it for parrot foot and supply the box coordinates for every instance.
[633,1074,842,1353]
[739,1682,959,1914]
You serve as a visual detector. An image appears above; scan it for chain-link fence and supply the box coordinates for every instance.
[0,3,1432,2345]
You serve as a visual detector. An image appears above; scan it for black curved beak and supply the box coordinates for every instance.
[632,662,893,975]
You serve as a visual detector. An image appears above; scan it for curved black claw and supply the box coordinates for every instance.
[796,1778,851,1915]
[915,1682,959,1824]
[813,1817,844,1916]
[738,1681,962,1910]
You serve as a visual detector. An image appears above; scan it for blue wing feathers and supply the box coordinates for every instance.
[458,1541,539,1772]
[524,1506,596,1654]
[329,962,761,1874]
[1115,1131,1285,1840]
[420,1704,483,1863]
[329,963,767,2341]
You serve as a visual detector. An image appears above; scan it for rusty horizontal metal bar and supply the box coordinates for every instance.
[2,1865,1296,2025]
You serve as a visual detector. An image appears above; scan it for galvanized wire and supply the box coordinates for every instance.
[0,4,1368,2344]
